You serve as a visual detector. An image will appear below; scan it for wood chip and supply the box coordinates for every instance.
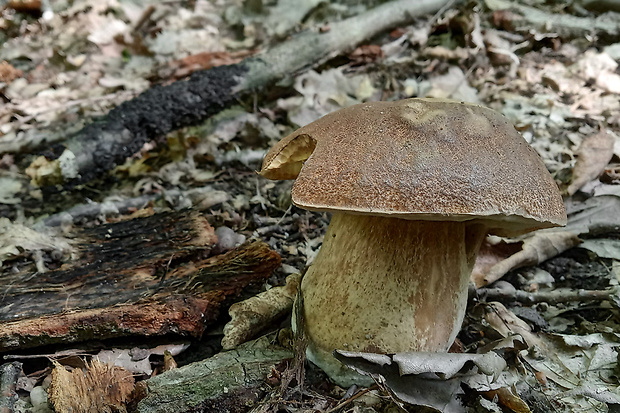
[48,360,134,413]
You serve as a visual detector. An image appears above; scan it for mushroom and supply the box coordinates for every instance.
[260,98,566,385]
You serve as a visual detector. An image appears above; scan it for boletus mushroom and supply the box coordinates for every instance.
[260,98,566,385]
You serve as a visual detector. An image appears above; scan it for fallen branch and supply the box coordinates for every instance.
[475,286,617,305]
[485,0,620,36]
[26,0,450,189]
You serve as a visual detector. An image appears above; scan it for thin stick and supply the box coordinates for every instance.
[326,385,380,413]
[476,287,616,305]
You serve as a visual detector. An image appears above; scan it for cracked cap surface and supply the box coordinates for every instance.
[260,98,566,236]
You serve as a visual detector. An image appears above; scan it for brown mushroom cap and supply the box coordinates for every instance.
[261,98,566,236]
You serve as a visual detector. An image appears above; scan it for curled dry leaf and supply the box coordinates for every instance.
[483,303,620,407]
[474,230,581,288]
[565,195,620,236]
[482,302,536,344]
[472,237,524,287]
[48,359,134,413]
[334,350,507,413]
[481,387,531,413]
[163,350,177,372]
[567,128,615,195]
[0,61,23,83]
[0,218,74,272]
[221,273,301,350]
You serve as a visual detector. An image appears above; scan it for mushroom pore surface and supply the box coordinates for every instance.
[297,213,486,385]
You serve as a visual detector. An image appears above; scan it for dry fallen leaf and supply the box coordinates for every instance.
[472,237,524,287]
[426,66,481,103]
[0,61,23,83]
[0,218,74,272]
[166,50,254,80]
[96,343,190,375]
[48,359,135,413]
[565,195,620,236]
[335,350,508,413]
[475,231,581,287]
[482,303,620,408]
[567,128,615,195]
[481,386,531,413]
[482,302,536,343]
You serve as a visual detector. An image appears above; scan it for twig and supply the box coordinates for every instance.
[12,91,136,127]
[325,385,379,413]
[475,286,617,305]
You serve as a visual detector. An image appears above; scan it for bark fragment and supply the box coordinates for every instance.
[0,211,281,351]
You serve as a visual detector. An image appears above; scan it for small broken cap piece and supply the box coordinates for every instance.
[260,98,566,236]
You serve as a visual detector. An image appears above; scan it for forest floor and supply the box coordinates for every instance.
[1,0,620,412]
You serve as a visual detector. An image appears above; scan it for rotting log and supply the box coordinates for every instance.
[0,211,281,351]
[26,0,450,189]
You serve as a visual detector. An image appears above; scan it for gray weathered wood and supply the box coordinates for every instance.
[136,336,293,413]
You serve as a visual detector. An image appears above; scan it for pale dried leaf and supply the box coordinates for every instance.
[97,349,152,376]
[335,350,507,413]
[592,183,620,197]
[571,50,620,94]
[567,128,615,195]
[524,333,620,403]
[426,66,480,103]
[476,231,581,287]
[0,218,74,270]
[483,302,537,343]
[579,238,620,260]
[277,68,377,127]
[0,177,23,205]
[96,344,189,375]
[565,195,620,236]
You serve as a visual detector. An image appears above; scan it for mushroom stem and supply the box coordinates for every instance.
[296,213,486,385]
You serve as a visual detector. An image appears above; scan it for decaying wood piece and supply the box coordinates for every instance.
[26,0,450,189]
[48,360,134,413]
[0,211,281,351]
[135,334,293,413]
